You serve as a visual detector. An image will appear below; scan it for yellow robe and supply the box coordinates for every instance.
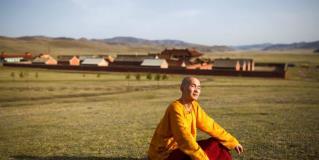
[148,99,239,160]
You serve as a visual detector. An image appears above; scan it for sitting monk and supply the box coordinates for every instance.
[148,77,243,160]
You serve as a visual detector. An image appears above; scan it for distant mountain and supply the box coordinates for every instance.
[233,43,273,50]
[3,35,316,55]
[234,41,319,51]
[0,35,233,56]
[100,36,191,46]
[97,36,233,52]
[99,36,149,44]
[262,41,319,51]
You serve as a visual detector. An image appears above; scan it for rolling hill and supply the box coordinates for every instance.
[262,41,319,51]
[234,41,319,51]
[0,36,233,57]
[1,35,317,57]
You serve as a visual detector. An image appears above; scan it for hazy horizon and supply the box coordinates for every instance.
[1,34,319,47]
[1,0,318,46]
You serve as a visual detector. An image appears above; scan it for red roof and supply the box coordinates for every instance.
[160,48,203,58]
[0,52,33,59]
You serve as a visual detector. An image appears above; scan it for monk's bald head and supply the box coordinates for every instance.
[180,77,201,101]
[180,77,200,90]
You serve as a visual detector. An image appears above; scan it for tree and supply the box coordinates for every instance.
[146,73,152,80]
[135,74,141,81]
[155,74,161,88]
[126,74,131,80]
[126,74,131,91]
[19,72,24,78]
[162,74,168,80]
[35,72,39,79]
[10,72,15,80]
[154,74,161,81]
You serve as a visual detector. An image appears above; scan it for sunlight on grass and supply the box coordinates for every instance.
[0,62,318,159]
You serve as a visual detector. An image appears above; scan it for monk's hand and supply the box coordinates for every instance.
[234,144,244,155]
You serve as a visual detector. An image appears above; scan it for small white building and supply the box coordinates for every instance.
[81,58,108,67]
[141,59,168,69]
[4,57,24,63]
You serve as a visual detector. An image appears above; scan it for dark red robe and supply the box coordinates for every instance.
[166,138,232,160]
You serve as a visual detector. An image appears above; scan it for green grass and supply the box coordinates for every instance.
[0,63,318,160]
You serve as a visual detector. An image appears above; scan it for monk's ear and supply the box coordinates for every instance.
[180,85,186,93]
[180,85,184,92]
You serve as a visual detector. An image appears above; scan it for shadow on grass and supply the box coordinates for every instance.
[11,155,147,160]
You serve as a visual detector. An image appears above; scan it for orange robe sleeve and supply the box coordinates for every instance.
[195,102,240,150]
[168,105,209,160]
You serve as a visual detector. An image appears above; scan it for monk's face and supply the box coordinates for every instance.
[182,78,201,101]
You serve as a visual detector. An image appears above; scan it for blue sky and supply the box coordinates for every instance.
[0,0,318,45]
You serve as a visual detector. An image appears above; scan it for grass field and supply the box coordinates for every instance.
[0,53,319,160]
